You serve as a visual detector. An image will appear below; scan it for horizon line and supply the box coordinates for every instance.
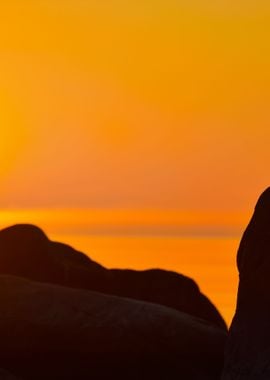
[0,208,250,238]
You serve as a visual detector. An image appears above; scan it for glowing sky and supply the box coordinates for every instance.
[0,0,270,210]
[2,1,270,324]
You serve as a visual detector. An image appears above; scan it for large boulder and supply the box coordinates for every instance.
[0,275,226,380]
[222,188,270,379]
[0,224,227,331]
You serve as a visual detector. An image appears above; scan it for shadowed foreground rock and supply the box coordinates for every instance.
[0,369,21,380]
[0,275,226,380]
[222,188,270,379]
[0,224,227,331]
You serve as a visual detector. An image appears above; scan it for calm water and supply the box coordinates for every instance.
[51,233,239,326]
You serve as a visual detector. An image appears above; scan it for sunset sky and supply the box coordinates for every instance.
[0,1,270,323]
[0,0,270,210]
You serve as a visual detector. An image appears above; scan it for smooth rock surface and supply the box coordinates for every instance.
[0,369,21,380]
[0,275,226,380]
[222,188,270,379]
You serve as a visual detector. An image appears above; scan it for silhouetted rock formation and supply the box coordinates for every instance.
[0,224,227,331]
[222,188,270,379]
[0,275,226,380]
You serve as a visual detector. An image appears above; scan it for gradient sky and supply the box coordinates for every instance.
[2,1,270,324]
[0,0,270,211]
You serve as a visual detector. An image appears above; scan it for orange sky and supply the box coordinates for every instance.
[0,1,270,324]
[0,0,270,210]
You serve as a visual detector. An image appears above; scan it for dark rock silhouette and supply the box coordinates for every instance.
[0,224,227,331]
[0,275,226,380]
[222,188,270,379]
